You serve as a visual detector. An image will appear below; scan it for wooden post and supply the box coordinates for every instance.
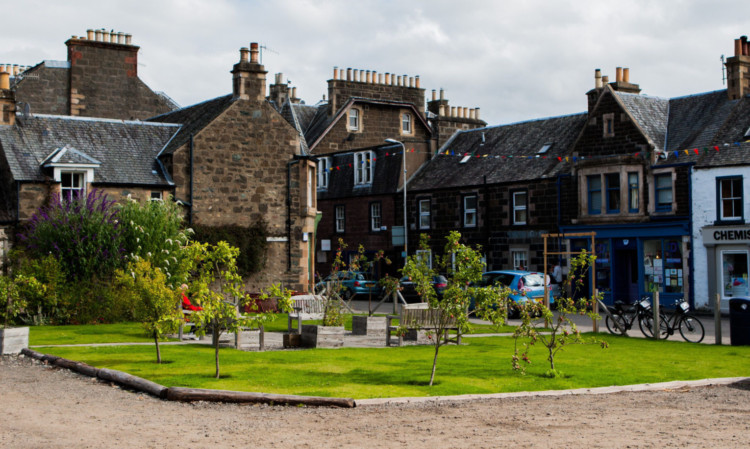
[543,237,549,309]
[592,288,599,333]
[714,293,722,345]
[653,291,660,340]
[259,324,265,351]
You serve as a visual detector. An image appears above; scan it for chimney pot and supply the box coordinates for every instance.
[431,89,436,101]
[475,108,480,121]
[451,106,456,117]
[616,67,623,82]
[0,71,9,90]
[463,107,468,118]
[13,64,19,76]
[409,77,414,88]
[378,73,383,84]
[110,30,117,43]
[249,42,260,63]
[333,66,338,80]
[346,68,352,81]
[125,34,132,45]
[623,68,630,83]
[103,29,110,42]
[415,76,420,88]
[118,32,125,44]
[602,75,609,84]
[385,72,390,84]
[239,47,249,63]
[87,29,94,40]
[470,109,475,119]
[95,29,102,41]
[438,104,445,116]
[365,70,371,83]
[391,73,396,85]
[397,75,402,86]
[372,70,377,83]
[292,87,297,98]
[440,88,445,100]
[353,69,358,82]
[595,69,602,88]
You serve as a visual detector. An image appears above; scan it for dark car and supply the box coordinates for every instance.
[314,271,382,300]
[398,275,448,303]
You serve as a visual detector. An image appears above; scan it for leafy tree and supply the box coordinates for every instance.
[403,231,506,386]
[117,195,194,289]
[18,190,123,281]
[1,273,45,329]
[116,259,183,363]
[512,249,608,376]
[185,241,292,378]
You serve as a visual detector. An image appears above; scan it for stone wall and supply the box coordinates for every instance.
[327,79,425,117]
[13,65,69,116]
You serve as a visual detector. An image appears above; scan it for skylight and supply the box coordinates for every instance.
[460,155,471,164]
[538,143,553,154]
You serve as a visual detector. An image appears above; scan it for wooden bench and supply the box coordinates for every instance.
[386,303,461,346]
[288,295,327,334]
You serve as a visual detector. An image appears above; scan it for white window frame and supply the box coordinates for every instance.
[335,205,345,233]
[60,171,86,202]
[150,191,163,202]
[347,107,361,132]
[513,191,527,225]
[416,249,432,268]
[511,249,528,271]
[317,157,330,190]
[401,112,413,135]
[419,199,431,230]
[718,177,743,221]
[370,202,382,232]
[354,151,373,185]
[463,195,477,228]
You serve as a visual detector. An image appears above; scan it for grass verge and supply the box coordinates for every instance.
[38,333,750,399]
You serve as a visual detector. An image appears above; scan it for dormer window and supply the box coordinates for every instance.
[354,151,373,185]
[401,112,413,135]
[348,107,361,132]
[61,172,85,202]
[317,157,330,190]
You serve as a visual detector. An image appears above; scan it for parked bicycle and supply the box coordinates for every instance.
[604,296,659,337]
[641,298,705,343]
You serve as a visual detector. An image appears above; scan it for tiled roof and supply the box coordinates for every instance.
[615,92,669,150]
[0,114,179,185]
[408,113,588,191]
[147,94,235,155]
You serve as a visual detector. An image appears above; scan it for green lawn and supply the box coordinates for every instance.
[37,333,750,399]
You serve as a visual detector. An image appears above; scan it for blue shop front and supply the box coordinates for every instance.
[559,221,690,307]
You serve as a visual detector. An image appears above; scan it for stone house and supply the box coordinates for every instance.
[5,28,176,120]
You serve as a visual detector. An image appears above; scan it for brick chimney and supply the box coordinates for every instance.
[726,35,750,100]
[232,43,267,102]
[0,69,16,126]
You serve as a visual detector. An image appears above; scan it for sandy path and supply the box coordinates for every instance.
[2,355,749,448]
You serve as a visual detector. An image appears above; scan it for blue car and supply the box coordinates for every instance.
[475,270,557,317]
[314,271,382,300]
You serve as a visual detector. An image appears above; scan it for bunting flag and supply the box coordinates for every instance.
[318,141,748,173]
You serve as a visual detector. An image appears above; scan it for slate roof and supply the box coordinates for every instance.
[279,101,319,155]
[408,113,588,191]
[316,144,404,200]
[303,103,332,147]
[614,92,669,150]
[0,114,179,185]
[147,94,235,155]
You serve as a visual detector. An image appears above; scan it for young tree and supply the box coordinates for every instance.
[403,231,506,386]
[512,249,608,376]
[116,259,183,363]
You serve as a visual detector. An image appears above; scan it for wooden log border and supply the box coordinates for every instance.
[19,349,356,408]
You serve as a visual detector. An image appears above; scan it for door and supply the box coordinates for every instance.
[613,249,638,304]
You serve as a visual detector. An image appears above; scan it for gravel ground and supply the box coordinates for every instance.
[2,354,749,448]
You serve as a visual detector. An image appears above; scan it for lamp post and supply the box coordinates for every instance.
[385,138,407,265]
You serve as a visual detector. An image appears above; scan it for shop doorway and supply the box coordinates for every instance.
[613,249,638,304]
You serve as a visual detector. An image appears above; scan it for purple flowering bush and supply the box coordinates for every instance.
[19,190,124,282]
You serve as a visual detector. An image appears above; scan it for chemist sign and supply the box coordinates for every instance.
[702,226,750,245]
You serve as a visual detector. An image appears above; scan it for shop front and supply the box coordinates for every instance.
[560,222,690,307]
[699,226,750,313]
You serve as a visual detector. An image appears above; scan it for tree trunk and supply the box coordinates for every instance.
[429,342,440,386]
[213,325,220,379]
[154,332,161,364]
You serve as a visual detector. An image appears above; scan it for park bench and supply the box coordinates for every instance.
[288,295,327,334]
[385,303,461,346]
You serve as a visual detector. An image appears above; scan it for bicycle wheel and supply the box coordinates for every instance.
[639,313,668,338]
[605,313,628,335]
[679,315,705,343]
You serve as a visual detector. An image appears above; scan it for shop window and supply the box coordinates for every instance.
[643,239,683,294]
[513,191,527,225]
[587,175,602,215]
[717,177,743,221]
[721,251,749,298]
[594,240,612,294]
[418,199,431,230]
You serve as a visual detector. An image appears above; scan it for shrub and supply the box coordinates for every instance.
[191,222,267,275]
[18,190,123,281]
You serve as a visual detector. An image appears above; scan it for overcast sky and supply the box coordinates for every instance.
[2,0,748,125]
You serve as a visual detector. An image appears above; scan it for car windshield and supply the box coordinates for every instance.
[481,273,516,287]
